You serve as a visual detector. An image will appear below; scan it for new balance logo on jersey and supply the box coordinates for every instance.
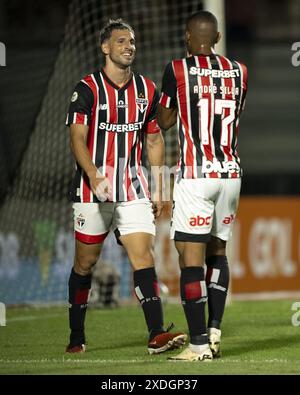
[99,104,108,110]
[99,122,144,132]
[202,158,240,174]
[189,66,240,78]
[189,216,211,227]
[117,100,128,109]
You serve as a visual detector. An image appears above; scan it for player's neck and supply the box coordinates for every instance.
[103,63,132,88]
[189,45,215,56]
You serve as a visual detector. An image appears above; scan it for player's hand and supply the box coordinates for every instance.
[89,171,112,202]
[152,200,164,219]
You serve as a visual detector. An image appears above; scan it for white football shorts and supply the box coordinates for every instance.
[171,178,241,242]
[73,198,155,244]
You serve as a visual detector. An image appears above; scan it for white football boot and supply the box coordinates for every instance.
[168,344,213,362]
[208,328,221,358]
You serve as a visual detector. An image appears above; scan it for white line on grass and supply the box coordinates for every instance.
[7,313,65,323]
[0,358,295,364]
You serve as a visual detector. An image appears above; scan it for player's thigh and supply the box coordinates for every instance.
[73,202,114,243]
[171,179,216,243]
[175,240,207,268]
[120,232,155,270]
[206,236,227,258]
[113,199,155,270]
[73,202,113,271]
[74,239,103,272]
[211,179,241,241]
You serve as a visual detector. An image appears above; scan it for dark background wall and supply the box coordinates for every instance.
[0,0,69,203]
[0,0,300,203]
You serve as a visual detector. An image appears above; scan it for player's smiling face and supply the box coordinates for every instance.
[103,29,136,68]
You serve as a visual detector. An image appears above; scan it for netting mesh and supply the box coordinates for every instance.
[0,0,202,304]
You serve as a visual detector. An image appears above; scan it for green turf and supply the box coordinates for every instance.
[1,300,300,374]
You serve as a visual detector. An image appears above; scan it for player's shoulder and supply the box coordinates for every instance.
[225,56,247,72]
[134,72,157,92]
[73,72,99,99]
[170,58,184,67]
[80,72,98,88]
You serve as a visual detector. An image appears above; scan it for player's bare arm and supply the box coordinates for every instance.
[146,130,165,218]
[157,104,177,130]
[70,123,111,199]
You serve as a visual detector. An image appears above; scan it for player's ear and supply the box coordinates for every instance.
[215,32,221,44]
[185,31,191,43]
[101,40,110,55]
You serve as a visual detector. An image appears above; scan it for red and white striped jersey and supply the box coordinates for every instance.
[66,68,160,202]
[160,54,248,179]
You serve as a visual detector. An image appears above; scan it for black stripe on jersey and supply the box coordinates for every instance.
[211,58,225,164]
[186,56,202,171]
[231,61,241,162]
[130,74,146,197]
[116,90,126,201]
[70,166,82,201]
[134,74,146,123]
[178,123,185,178]
[93,72,106,171]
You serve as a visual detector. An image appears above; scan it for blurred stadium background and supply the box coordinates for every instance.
[0,0,300,306]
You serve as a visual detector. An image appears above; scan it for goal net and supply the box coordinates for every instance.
[0,0,204,305]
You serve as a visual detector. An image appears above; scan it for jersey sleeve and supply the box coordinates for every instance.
[145,86,160,134]
[238,62,248,113]
[159,62,177,109]
[66,81,94,126]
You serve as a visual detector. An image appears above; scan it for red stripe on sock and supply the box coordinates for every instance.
[206,267,213,282]
[153,281,160,297]
[185,281,201,300]
[75,289,89,304]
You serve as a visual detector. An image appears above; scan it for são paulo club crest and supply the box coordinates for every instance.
[76,213,86,229]
[136,93,148,113]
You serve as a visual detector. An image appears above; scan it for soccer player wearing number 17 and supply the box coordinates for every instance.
[158,11,248,361]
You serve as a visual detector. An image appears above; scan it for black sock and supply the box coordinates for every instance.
[180,266,207,345]
[68,268,91,346]
[133,267,164,341]
[206,255,229,329]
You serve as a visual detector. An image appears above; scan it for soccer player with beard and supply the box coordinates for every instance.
[65,19,186,354]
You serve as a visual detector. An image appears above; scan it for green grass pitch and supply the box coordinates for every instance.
[1,300,300,374]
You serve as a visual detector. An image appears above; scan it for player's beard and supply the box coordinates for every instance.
[109,52,135,69]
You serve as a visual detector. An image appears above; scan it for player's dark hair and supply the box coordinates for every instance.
[100,19,135,45]
[186,11,218,32]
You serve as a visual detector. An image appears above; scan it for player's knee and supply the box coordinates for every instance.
[130,248,154,270]
[74,252,98,275]
[177,248,205,267]
[183,252,205,267]
[206,237,226,257]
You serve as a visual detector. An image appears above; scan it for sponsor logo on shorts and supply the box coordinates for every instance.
[223,214,235,225]
[189,216,211,227]
[76,213,86,229]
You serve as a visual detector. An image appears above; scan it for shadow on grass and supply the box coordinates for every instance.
[224,333,300,357]
[85,337,146,353]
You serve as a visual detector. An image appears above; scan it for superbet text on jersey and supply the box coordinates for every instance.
[66,69,160,203]
[160,54,248,179]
